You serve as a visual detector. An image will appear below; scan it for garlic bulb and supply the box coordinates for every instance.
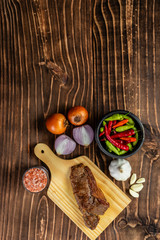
[109,159,132,181]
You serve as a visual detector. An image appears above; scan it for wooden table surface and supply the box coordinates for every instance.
[1,0,160,239]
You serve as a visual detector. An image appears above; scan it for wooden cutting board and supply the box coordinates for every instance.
[34,143,131,240]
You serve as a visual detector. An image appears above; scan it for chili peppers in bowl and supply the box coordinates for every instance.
[95,110,145,158]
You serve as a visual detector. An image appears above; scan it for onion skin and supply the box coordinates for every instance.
[73,124,94,146]
[55,135,76,155]
[46,113,68,135]
[68,106,88,126]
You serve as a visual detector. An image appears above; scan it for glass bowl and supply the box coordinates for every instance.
[22,166,49,193]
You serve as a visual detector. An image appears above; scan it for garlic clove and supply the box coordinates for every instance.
[129,189,139,198]
[130,173,137,185]
[136,178,145,184]
[130,183,143,192]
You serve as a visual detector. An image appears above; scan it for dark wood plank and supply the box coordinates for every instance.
[0,0,160,239]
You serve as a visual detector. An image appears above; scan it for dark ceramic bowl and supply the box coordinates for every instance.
[95,110,145,158]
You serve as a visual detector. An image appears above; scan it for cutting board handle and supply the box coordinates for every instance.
[34,143,64,171]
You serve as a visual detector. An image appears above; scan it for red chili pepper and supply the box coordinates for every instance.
[100,138,106,141]
[105,125,129,151]
[108,121,113,135]
[120,137,137,142]
[99,131,105,137]
[111,129,135,139]
[115,139,126,145]
[112,120,117,126]
[112,119,129,129]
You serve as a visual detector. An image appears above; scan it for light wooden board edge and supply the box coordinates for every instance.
[47,155,131,240]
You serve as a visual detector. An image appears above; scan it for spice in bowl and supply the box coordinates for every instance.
[22,166,49,193]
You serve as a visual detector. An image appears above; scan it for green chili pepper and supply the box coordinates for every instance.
[105,114,124,121]
[100,127,104,132]
[119,150,127,155]
[116,147,121,152]
[115,124,134,132]
[105,140,119,155]
[102,121,106,126]
[127,143,133,151]
[126,122,130,125]
[108,148,112,153]
[132,127,138,146]
[123,115,135,125]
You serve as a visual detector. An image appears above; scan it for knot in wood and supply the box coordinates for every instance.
[40,60,68,85]
[146,224,158,236]
[118,218,127,229]
[145,236,157,240]
[145,148,159,160]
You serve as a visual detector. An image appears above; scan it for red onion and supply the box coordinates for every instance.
[55,135,76,155]
[73,124,94,146]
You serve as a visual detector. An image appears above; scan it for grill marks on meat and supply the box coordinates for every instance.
[70,163,109,230]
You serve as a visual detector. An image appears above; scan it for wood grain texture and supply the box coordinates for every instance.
[0,0,160,240]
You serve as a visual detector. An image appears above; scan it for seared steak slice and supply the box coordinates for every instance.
[70,163,109,230]
[82,211,100,230]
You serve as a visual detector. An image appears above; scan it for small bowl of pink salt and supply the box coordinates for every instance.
[22,166,49,193]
